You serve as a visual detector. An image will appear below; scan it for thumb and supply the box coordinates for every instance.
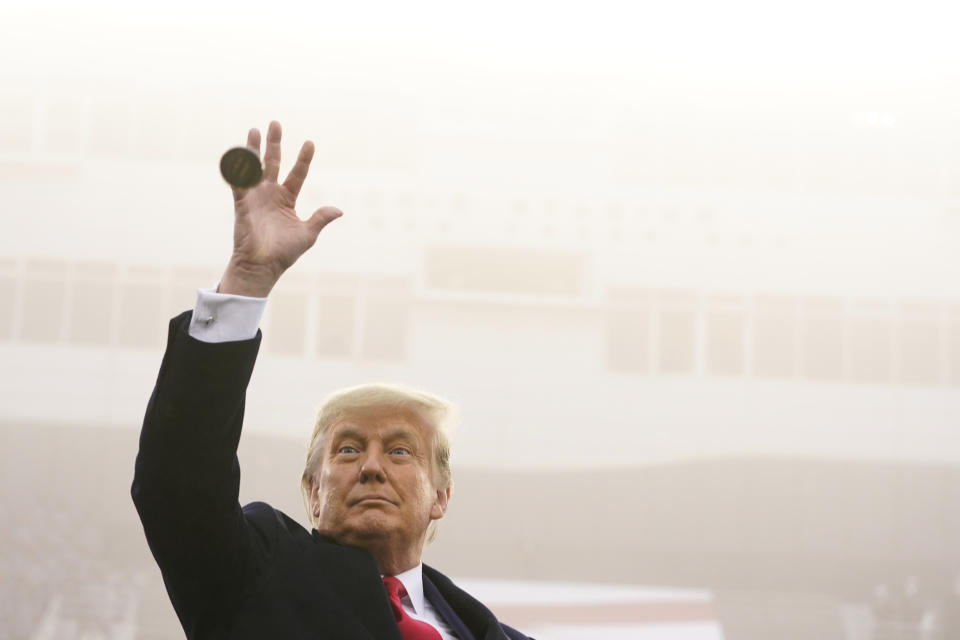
[307,206,343,234]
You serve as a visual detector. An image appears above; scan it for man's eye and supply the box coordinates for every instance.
[338,446,359,454]
[390,447,411,456]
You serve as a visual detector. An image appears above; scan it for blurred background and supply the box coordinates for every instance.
[2,0,960,638]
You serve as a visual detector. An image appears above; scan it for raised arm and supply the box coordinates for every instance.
[132,121,341,636]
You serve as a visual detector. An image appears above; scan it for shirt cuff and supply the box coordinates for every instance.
[188,286,267,343]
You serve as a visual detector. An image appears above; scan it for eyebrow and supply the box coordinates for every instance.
[329,425,420,446]
[329,426,368,444]
[382,426,419,443]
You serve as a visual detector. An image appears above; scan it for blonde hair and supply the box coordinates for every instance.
[300,383,457,543]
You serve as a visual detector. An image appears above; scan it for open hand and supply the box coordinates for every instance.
[219,121,342,297]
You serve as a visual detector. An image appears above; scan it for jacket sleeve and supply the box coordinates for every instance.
[131,311,266,635]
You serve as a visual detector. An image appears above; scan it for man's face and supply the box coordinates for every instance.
[310,409,449,552]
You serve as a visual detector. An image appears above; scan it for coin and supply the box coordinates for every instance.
[220,147,263,189]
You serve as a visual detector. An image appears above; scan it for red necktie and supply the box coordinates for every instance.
[382,576,442,640]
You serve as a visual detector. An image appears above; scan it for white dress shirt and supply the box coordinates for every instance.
[389,564,459,640]
[188,287,266,343]
[187,287,459,640]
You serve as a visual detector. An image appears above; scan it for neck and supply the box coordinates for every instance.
[315,525,427,576]
[366,540,422,576]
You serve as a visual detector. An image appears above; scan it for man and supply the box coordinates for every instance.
[131,121,532,639]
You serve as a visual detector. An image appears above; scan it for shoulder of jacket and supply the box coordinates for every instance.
[242,501,312,545]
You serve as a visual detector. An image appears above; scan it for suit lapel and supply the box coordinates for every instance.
[308,530,402,640]
[423,565,509,640]
[423,574,476,640]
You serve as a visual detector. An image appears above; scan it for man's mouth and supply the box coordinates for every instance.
[351,495,395,506]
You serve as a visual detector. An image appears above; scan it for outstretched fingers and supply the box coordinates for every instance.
[233,127,262,203]
[283,140,315,198]
[247,127,261,154]
[307,206,343,235]
[263,120,283,183]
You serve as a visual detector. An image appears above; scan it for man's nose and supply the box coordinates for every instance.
[358,448,386,483]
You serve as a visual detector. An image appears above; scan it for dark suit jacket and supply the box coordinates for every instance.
[132,312,532,640]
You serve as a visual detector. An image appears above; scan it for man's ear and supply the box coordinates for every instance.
[430,486,452,521]
[309,481,321,518]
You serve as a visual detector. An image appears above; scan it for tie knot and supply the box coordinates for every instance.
[382,576,407,600]
[380,575,442,640]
